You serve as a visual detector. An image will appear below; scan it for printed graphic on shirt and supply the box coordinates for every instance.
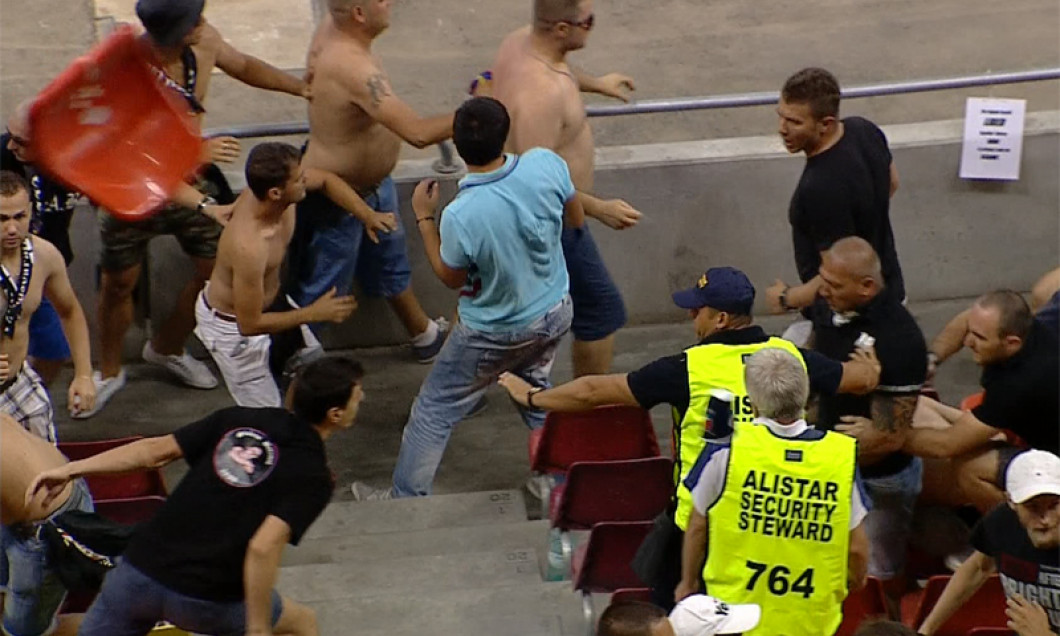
[212,428,278,488]
[738,470,841,543]
[999,555,1060,629]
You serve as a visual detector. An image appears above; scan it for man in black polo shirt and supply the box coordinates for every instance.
[26,355,364,636]
[499,266,881,609]
[908,290,1059,513]
[764,67,905,317]
[811,237,927,611]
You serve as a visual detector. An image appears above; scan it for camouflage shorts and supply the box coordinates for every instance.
[98,173,226,272]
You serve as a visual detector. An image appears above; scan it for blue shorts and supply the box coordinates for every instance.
[1,480,93,636]
[285,177,412,308]
[562,225,626,342]
[28,297,71,362]
[78,561,283,636]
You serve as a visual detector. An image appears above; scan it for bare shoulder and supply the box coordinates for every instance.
[29,236,63,273]
[196,21,226,54]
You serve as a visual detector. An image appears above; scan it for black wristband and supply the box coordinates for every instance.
[779,287,793,312]
[527,387,544,409]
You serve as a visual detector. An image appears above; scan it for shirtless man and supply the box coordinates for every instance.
[1,415,93,636]
[292,0,454,363]
[0,172,94,443]
[196,143,363,407]
[487,0,643,377]
[83,0,311,418]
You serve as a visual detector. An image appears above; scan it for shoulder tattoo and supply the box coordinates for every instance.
[366,72,391,109]
[869,394,918,433]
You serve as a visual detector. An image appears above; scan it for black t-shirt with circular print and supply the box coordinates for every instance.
[122,407,334,602]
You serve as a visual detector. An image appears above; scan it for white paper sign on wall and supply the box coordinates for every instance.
[959,98,1026,181]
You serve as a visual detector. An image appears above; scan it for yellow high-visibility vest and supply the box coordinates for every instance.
[705,422,855,636]
[673,336,805,531]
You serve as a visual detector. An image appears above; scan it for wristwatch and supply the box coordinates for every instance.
[196,195,218,215]
[779,286,794,312]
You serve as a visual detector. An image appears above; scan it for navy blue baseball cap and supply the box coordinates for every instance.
[137,0,205,48]
[672,267,756,314]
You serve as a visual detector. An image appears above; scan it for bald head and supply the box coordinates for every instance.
[825,236,883,284]
[6,99,35,162]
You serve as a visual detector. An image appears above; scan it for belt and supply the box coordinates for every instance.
[202,293,238,323]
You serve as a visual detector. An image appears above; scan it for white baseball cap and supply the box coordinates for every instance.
[1006,449,1060,504]
[669,595,761,635]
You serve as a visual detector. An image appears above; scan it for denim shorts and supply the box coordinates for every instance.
[78,561,283,636]
[284,177,412,308]
[28,297,71,362]
[562,225,626,342]
[861,457,923,580]
[1,479,93,636]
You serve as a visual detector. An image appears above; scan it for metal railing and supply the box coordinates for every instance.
[203,68,1060,173]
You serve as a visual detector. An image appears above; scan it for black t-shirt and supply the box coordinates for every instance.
[973,321,1060,453]
[811,287,927,477]
[626,325,843,419]
[972,503,1060,630]
[124,407,335,602]
[789,116,905,301]
[0,135,77,265]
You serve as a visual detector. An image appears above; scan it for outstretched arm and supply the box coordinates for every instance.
[572,67,635,102]
[211,24,307,98]
[304,168,397,243]
[498,372,638,411]
[918,551,995,635]
[350,68,452,148]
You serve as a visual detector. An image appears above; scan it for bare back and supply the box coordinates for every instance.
[206,193,295,314]
[1,414,72,525]
[0,236,65,374]
[302,16,401,188]
[491,27,596,190]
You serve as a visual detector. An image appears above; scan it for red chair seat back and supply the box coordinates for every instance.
[530,406,660,475]
[835,577,888,636]
[572,521,653,593]
[552,457,673,530]
[59,437,168,500]
[911,575,1007,635]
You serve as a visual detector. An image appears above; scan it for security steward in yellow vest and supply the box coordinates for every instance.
[497,266,880,610]
[678,348,871,636]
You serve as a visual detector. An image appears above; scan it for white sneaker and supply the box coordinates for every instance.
[142,342,218,389]
[71,369,127,419]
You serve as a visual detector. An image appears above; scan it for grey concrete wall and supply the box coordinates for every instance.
[65,112,1059,354]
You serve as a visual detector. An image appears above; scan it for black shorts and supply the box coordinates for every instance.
[562,226,626,342]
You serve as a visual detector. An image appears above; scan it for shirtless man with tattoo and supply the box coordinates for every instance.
[293,0,454,363]
[0,172,94,443]
[485,0,643,377]
[196,142,372,407]
[1,414,93,636]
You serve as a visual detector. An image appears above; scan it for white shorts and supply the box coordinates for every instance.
[194,291,281,408]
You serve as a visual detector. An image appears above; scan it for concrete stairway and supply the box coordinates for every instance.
[277,490,588,636]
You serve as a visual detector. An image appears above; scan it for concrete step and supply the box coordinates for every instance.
[285,519,549,566]
[303,490,527,540]
[306,581,586,636]
[278,549,543,603]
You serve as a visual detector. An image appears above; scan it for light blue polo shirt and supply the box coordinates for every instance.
[440,148,574,333]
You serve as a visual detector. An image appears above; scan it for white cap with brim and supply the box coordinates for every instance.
[1006,449,1060,504]
[669,595,761,635]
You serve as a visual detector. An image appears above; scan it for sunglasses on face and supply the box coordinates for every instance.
[544,13,595,31]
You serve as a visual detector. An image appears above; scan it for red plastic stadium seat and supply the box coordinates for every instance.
[58,437,168,500]
[835,577,888,636]
[528,406,660,476]
[573,521,654,634]
[959,392,985,411]
[550,457,673,530]
[94,495,167,525]
[911,575,1007,635]
[29,25,201,219]
[610,588,654,605]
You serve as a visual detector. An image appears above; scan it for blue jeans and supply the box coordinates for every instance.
[78,561,282,636]
[862,457,923,579]
[391,296,573,498]
[285,177,412,309]
[0,480,93,636]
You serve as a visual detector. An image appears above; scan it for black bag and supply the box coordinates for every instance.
[40,510,137,592]
[630,507,681,587]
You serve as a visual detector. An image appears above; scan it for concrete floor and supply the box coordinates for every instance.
[51,298,985,498]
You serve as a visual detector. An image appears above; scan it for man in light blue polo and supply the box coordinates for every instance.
[351,97,585,499]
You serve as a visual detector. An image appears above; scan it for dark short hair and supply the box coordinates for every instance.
[453,97,510,167]
[976,289,1034,340]
[853,619,917,636]
[291,356,365,423]
[782,67,841,120]
[534,0,582,24]
[0,171,29,198]
[597,601,667,636]
[245,142,301,200]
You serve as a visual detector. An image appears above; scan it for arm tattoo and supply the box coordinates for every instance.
[366,72,391,109]
[869,394,917,433]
